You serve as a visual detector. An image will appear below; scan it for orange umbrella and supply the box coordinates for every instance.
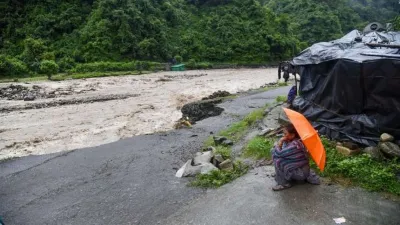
[283,108,326,171]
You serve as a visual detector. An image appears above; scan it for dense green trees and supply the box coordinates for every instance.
[265,0,400,44]
[0,0,398,77]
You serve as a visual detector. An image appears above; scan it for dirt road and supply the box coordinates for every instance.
[0,68,279,160]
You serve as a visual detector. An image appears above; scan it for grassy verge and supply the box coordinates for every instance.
[218,108,265,142]
[275,95,287,102]
[191,107,268,188]
[278,82,289,87]
[244,137,274,160]
[189,162,248,188]
[316,137,400,195]
[185,61,280,70]
[0,71,149,83]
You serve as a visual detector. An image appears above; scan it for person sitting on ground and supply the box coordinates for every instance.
[271,124,320,191]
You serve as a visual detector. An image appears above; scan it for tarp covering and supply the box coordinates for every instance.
[291,30,400,146]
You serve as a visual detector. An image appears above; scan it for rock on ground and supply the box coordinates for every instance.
[219,159,234,171]
[378,142,400,158]
[175,159,218,177]
[213,136,227,145]
[336,145,361,156]
[380,133,394,142]
[363,146,384,161]
[193,151,214,165]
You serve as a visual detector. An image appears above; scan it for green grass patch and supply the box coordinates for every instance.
[243,108,264,124]
[189,162,248,188]
[203,136,214,148]
[214,146,232,159]
[316,137,400,195]
[218,108,265,142]
[244,137,274,160]
[278,82,288,86]
[0,71,148,83]
[71,61,164,73]
[0,75,48,83]
[203,108,266,148]
[275,95,287,103]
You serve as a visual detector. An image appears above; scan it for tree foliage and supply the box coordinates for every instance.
[0,0,399,77]
[264,0,400,44]
[39,60,59,80]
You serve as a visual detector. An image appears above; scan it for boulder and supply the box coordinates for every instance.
[378,142,400,158]
[23,93,36,101]
[363,146,384,161]
[342,142,358,150]
[193,151,213,165]
[235,158,254,168]
[175,160,217,178]
[212,154,225,166]
[336,145,361,156]
[219,159,234,171]
[380,133,394,142]
[213,136,227,145]
[175,160,201,177]
[200,163,218,174]
[221,139,233,146]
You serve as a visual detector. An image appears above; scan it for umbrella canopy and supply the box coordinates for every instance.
[283,108,326,171]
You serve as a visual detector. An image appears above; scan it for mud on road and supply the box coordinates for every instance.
[0,68,280,160]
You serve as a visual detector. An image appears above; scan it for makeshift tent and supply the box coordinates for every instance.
[291,30,400,146]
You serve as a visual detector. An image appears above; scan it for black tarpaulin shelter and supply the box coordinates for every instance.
[291,30,400,146]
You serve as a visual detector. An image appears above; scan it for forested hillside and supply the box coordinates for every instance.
[264,0,400,44]
[0,0,399,77]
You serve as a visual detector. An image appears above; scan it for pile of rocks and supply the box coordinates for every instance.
[375,133,400,159]
[0,84,47,101]
[175,147,234,178]
[336,133,400,160]
[176,136,234,178]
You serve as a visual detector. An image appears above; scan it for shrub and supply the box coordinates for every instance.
[57,57,76,72]
[190,162,248,188]
[40,60,59,79]
[276,95,287,102]
[71,61,163,73]
[0,55,29,76]
[175,55,183,63]
[186,61,213,70]
[41,52,56,61]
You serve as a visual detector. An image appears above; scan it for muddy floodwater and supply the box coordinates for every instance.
[0,68,280,159]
